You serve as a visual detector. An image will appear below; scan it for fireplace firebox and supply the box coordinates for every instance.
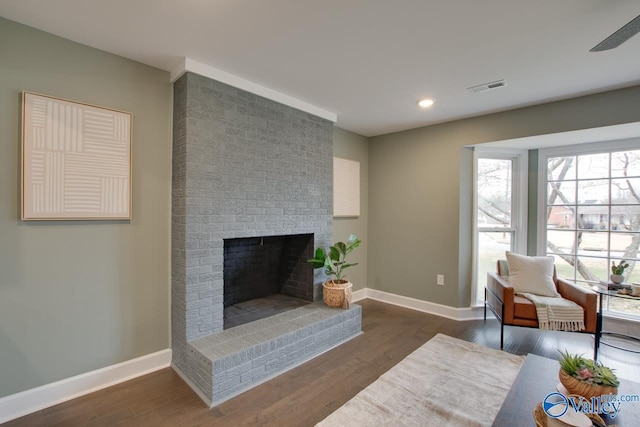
[223,233,314,328]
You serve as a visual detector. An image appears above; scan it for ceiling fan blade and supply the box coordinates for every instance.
[590,14,640,52]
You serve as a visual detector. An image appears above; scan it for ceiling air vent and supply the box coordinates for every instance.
[467,79,506,93]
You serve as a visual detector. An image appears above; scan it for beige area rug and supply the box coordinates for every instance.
[316,334,524,427]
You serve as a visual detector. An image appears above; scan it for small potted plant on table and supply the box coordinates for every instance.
[307,234,361,309]
[610,260,630,284]
[558,350,619,400]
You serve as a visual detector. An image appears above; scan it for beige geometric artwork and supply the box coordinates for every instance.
[21,92,132,220]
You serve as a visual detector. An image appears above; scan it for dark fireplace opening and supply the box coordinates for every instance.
[223,233,314,329]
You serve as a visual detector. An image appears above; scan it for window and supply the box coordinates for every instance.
[473,150,527,304]
[539,142,640,318]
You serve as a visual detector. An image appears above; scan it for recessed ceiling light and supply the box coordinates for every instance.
[418,99,434,108]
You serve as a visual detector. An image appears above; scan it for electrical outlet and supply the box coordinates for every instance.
[437,274,444,286]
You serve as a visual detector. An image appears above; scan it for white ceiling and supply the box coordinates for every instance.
[1,0,640,137]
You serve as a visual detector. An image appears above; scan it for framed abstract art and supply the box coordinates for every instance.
[21,92,132,220]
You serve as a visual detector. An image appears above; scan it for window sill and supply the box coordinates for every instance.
[603,311,640,323]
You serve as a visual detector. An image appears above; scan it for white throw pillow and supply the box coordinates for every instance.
[505,252,559,297]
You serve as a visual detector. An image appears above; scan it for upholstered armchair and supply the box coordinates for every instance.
[485,259,597,350]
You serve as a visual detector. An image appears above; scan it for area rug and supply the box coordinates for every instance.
[316,334,524,427]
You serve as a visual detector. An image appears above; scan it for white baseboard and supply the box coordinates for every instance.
[351,288,367,302]
[352,288,484,321]
[0,349,172,424]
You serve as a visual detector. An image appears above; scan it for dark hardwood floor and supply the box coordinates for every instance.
[5,299,638,427]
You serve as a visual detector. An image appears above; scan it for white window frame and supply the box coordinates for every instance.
[538,138,640,320]
[472,148,528,304]
[537,138,640,253]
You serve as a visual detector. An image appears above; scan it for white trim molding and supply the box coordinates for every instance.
[170,57,337,123]
[0,349,172,424]
[351,288,484,321]
[351,288,367,302]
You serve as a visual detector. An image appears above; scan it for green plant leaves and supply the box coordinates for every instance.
[307,248,327,269]
[334,242,347,256]
[558,349,619,387]
[346,234,361,253]
[341,262,358,271]
[329,246,340,261]
[306,234,361,282]
[611,260,630,275]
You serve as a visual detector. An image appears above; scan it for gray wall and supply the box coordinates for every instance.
[0,18,172,397]
[332,128,368,290]
[368,85,640,308]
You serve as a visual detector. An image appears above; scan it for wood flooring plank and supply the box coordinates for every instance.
[3,299,637,427]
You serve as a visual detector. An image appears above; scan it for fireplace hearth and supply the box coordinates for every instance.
[223,294,309,329]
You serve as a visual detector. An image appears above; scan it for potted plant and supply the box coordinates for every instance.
[558,350,619,400]
[610,260,630,284]
[307,234,361,309]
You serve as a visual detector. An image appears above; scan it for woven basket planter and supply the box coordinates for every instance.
[559,369,618,400]
[323,279,353,309]
[533,402,605,427]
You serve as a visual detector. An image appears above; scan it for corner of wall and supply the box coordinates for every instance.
[332,127,369,291]
[457,147,474,307]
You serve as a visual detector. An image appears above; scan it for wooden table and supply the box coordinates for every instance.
[493,354,640,426]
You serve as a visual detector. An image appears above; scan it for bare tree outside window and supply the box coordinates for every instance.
[476,158,515,301]
[545,150,640,316]
[477,159,512,228]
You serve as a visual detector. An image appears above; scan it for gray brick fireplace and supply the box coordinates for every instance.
[171,72,361,406]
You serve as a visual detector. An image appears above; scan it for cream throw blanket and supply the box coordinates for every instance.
[518,292,585,331]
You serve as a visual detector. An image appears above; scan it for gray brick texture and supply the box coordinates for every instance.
[171,72,346,406]
[190,303,362,405]
[172,72,333,344]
